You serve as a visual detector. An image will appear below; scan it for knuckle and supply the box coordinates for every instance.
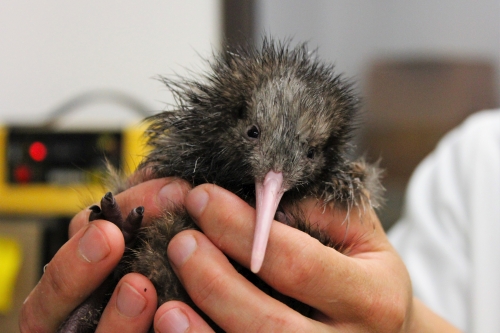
[190,267,227,308]
[362,288,409,331]
[212,210,238,245]
[250,312,312,333]
[381,295,408,331]
[43,262,77,303]
[19,297,49,333]
[271,238,323,293]
[19,319,44,333]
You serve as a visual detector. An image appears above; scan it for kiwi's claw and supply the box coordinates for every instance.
[88,193,144,246]
[99,192,124,229]
[123,206,144,244]
[88,205,103,221]
[67,196,144,333]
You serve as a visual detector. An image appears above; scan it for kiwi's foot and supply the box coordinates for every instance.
[89,192,144,246]
[56,193,146,332]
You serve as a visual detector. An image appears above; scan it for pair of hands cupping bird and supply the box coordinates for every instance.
[22,177,417,332]
[20,40,461,332]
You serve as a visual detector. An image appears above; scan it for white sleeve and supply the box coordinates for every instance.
[388,110,500,332]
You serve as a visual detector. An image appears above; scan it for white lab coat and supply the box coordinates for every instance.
[389,110,500,332]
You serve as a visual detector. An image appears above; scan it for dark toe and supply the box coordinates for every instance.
[88,205,104,222]
[88,192,144,246]
[122,206,144,244]
[99,192,124,229]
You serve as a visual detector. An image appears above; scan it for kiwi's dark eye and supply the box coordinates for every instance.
[307,147,315,159]
[246,125,260,140]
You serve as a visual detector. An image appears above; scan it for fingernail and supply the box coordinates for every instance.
[116,282,147,318]
[186,188,208,219]
[156,308,190,333]
[168,234,197,268]
[157,181,184,209]
[78,224,110,263]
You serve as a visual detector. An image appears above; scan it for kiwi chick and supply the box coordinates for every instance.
[57,38,383,333]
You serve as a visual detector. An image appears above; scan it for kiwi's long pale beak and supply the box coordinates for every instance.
[251,170,285,273]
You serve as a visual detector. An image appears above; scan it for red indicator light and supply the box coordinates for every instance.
[29,141,47,162]
[14,165,31,183]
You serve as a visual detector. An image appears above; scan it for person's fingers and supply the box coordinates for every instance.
[96,273,157,333]
[19,220,124,333]
[167,230,331,333]
[184,184,409,323]
[69,177,191,237]
[154,301,215,333]
[296,196,387,255]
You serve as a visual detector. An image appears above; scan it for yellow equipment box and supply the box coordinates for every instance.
[0,123,148,216]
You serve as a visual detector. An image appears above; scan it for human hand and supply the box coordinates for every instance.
[19,178,213,333]
[20,177,460,333]
[165,184,461,332]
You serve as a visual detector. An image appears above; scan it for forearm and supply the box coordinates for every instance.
[407,298,462,333]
